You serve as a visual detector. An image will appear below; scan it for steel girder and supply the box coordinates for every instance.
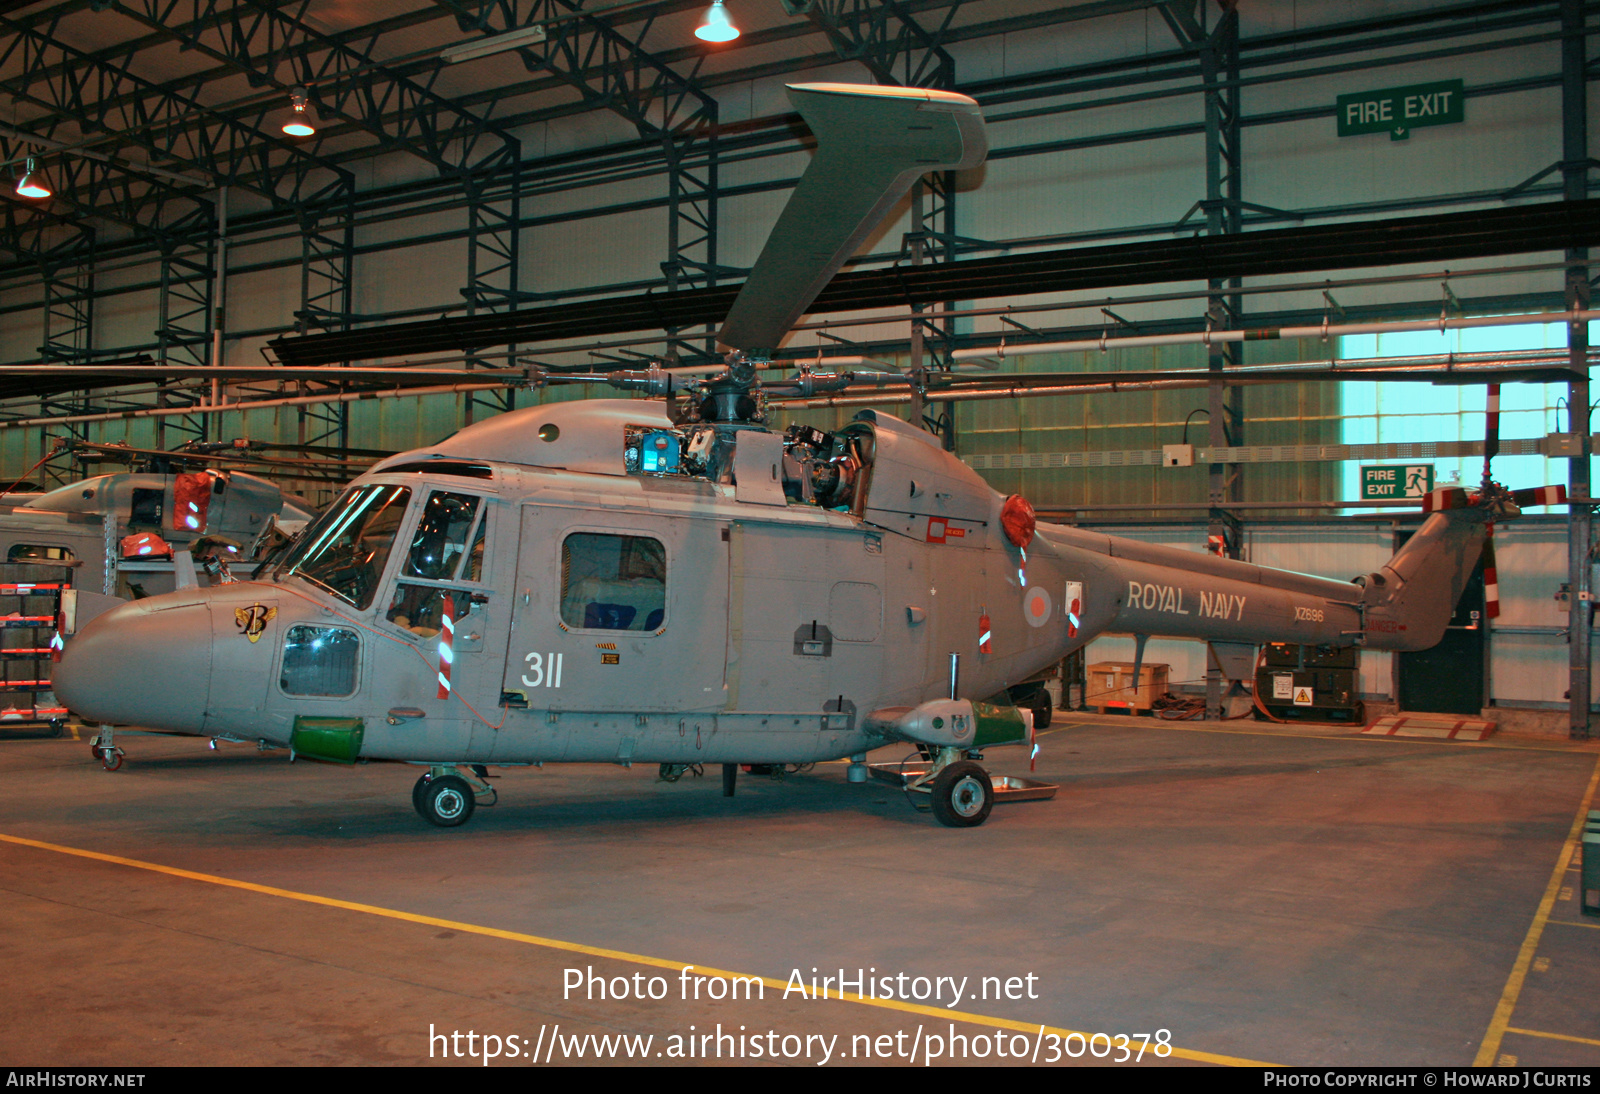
[35,245,96,484]
[437,0,723,376]
[779,0,964,434]
[0,7,350,225]
[268,199,1600,367]
[784,0,959,88]
[152,208,216,449]
[99,0,519,174]
[1562,0,1592,740]
[0,128,205,245]
[437,0,716,136]
[1160,0,1244,719]
[463,159,523,423]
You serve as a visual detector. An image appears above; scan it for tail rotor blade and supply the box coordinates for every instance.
[1509,484,1569,508]
[1421,486,1469,512]
[1482,382,1501,486]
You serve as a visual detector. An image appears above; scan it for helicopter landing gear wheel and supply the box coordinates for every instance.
[89,729,124,771]
[929,760,994,828]
[417,774,475,828]
[411,771,434,815]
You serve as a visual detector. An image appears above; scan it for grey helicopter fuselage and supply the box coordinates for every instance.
[52,397,1482,767]
[0,468,315,598]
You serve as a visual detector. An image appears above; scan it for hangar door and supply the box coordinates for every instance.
[1396,532,1487,716]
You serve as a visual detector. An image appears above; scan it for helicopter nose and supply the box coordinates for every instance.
[53,597,213,733]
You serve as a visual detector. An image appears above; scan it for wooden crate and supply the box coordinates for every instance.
[1087,661,1169,713]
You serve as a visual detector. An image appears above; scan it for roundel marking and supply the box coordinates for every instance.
[1023,586,1052,628]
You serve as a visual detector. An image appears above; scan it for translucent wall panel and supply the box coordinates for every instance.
[1339,321,1587,505]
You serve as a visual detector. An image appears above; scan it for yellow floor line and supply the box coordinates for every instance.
[0,831,1272,1068]
[1545,918,1600,931]
[1504,1026,1600,1049]
[1057,716,1600,754]
[1473,754,1600,1066]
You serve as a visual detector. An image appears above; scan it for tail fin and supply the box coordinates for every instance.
[1360,504,1498,651]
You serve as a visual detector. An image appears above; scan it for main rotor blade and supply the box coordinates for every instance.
[717,84,987,358]
[0,364,524,386]
[911,361,1585,391]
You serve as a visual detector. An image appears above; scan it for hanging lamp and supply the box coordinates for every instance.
[695,0,739,42]
[281,87,317,137]
[15,156,51,199]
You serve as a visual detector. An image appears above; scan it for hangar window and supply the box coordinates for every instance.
[1340,320,1581,507]
[560,532,666,631]
[8,544,73,562]
[280,625,360,697]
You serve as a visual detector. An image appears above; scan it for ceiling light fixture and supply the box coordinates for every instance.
[695,0,739,42]
[281,87,317,138]
[439,22,549,64]
[15,156,51,199]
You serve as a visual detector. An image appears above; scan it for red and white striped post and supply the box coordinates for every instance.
[436,594,456,700]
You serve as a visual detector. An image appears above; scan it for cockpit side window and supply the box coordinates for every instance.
[404,491,481,581]
[384,499,491,641]
[464,514,487,583]
[279,484,412,610]
[560,532,666,631]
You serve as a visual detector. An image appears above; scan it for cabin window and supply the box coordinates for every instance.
[7,544,73,562]
[560,532,666,631]
[280,625,360,697]
[404,492,481,581]
[279,484,412,610]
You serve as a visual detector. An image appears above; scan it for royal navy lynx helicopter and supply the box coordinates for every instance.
[0,439,323,592]
[53,83,1522,828]
[0,439,331,753]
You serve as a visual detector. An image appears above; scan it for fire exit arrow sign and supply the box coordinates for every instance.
[1337,79,1464,141]
[1361,464,1434,501]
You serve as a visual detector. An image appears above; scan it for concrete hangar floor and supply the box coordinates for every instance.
[0,715,1596,1069]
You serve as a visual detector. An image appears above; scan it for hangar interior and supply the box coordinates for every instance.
[2,0,1595,732]
[3,0,1600,1071]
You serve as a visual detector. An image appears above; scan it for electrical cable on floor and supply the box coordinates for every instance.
[894,750,933,815]
[1151,692,1207,720]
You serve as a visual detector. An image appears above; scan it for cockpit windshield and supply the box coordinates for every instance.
[278,484,412,609]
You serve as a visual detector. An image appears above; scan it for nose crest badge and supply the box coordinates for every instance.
[235,603,278,643]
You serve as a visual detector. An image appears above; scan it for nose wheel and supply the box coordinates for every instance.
[89,728,125,772]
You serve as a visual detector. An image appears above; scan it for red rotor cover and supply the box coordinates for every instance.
[120,532,173,560]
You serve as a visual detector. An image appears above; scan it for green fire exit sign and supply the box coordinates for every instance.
[1337,79,1463,141]
[1361,464,1434,500]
